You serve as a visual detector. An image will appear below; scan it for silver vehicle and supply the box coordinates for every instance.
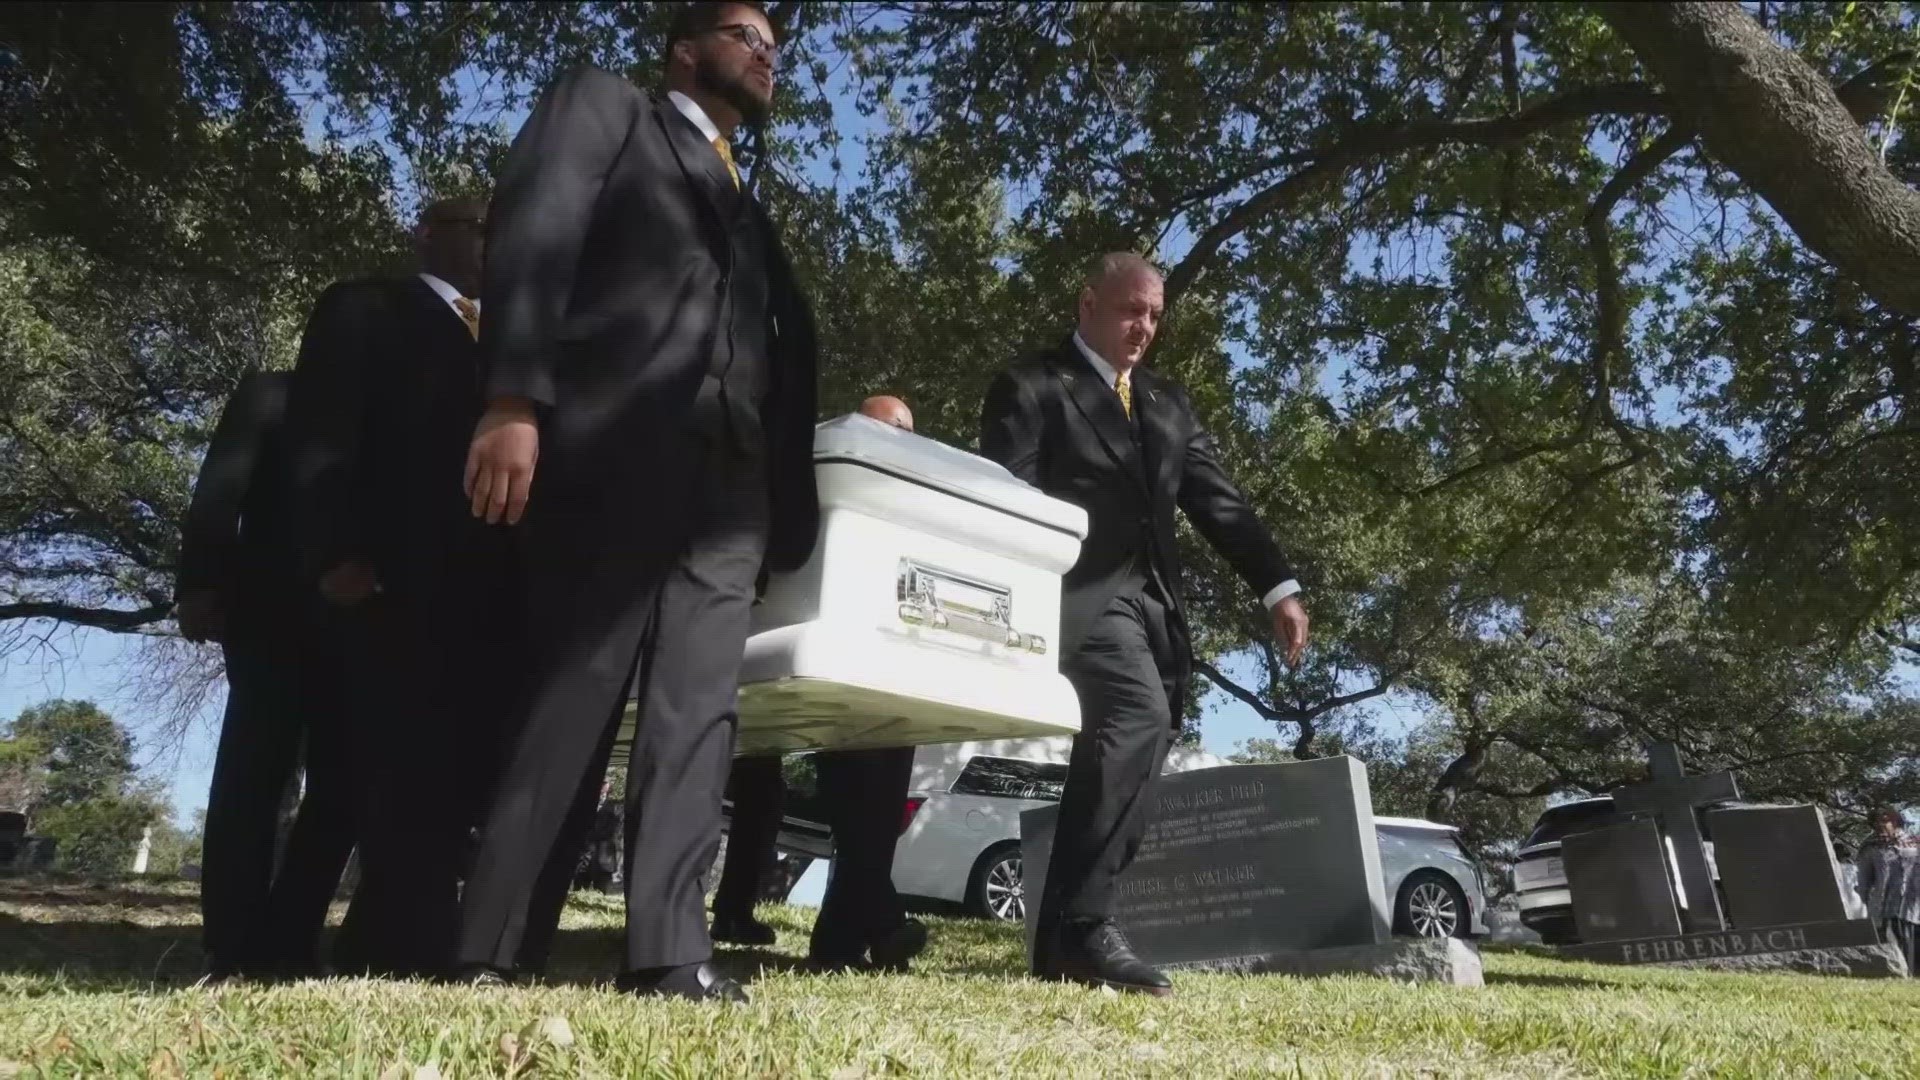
[1372,815,1492,939]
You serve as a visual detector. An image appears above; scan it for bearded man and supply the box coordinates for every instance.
[453,0,819,1003]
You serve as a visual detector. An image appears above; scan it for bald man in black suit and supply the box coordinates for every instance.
[714,395,926,973]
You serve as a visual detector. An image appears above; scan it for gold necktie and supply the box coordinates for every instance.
[712,136,742,192]
[1115,369,1133,419]
[453,296,480,341]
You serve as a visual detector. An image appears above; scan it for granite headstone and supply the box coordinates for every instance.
[1561,818,1683,943]
[1555,745,1902,975]
[1705,804,1852,928]
[1022,758,1389,965]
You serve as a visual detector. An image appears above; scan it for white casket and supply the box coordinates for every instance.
[731,413,1090,755]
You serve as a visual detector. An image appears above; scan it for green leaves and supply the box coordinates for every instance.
[0,3,1912,832]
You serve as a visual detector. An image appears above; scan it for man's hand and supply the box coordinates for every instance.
[318,562,380,608]
[465,397,540,525]
[1272,594,1309,668]
[175,589,225,644]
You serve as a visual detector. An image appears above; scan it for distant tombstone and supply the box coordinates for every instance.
[132,825,152,875]
[1706,805,1851,928]
[1557,743,1901,976]
[1562,819,1682,943]
[0,811,23,870]
[1021,758,1480,984]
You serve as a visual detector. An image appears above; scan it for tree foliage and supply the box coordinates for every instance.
[1,698,168,873]
[1,2,1916,847]
[3,699,136,812]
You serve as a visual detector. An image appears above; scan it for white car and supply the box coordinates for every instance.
[772,738,1489,939]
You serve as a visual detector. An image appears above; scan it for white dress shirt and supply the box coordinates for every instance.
[668,90,723,145]
[417,272,476,321]
[1070,331,1301,609]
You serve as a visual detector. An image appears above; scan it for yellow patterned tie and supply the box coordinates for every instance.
[452,296,480,341]
[1115,369,1133,419]
[712,136,742,191]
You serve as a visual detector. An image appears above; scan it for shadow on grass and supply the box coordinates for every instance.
[1483,970,1629,991]
[0,913,207,992]
[0,914,1025,993]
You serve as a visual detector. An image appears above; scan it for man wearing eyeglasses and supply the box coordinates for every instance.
[453,1,817,1003]
[283,194,514,977]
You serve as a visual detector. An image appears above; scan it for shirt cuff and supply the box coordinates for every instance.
[1261,580,1301,609]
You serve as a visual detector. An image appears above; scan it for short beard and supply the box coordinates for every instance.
[694,64,772,126]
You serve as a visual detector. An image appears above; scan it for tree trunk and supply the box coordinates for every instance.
[1594,2,1920,316]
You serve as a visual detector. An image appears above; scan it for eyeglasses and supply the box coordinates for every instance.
[713,22,779,67]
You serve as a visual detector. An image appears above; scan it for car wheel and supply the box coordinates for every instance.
[964,842,1025,922]
[1395,871,1468,939]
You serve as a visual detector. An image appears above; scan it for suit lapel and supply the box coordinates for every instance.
[653,96,740,242]
[1132,367,1182,499]
[409,277,474,349]
[1047,339,1147,494]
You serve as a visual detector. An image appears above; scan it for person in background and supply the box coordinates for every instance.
[284,194,512,978]
[712,394,928,974]
[979,252,1309,997]
[1856,806,1918,976]
[178,370,355,981]
[575,777,624,895]
[452,1,820,1003]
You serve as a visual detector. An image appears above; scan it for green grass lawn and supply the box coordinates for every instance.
[3,878,1917,1078]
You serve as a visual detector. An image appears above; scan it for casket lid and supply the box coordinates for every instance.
[813,414,1089,539]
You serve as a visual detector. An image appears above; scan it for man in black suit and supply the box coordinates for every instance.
[454,0,818,1002]
[713,395,927,973]
[283,194,509,978]
[979,253,1311,996]
[178,372,355,980]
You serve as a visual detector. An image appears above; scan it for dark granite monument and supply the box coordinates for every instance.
[1560,819,1682,942]
[1557,742,1905,977]
[1708,804,1854,928]
[1607,743,1736,931]
[1021,757,1480,985]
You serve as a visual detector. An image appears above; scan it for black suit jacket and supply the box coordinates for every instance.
[283,275,495,606]
[479,66,820,572]
[979,338,1294,707]
[177,371,301,606]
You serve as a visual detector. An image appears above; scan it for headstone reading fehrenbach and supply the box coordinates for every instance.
[1020,758,1481,986]
[1558,742,1906,977]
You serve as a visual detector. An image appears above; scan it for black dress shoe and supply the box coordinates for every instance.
[444,963,517,987]
[808,917,929,974]
[710,911,778,947]
[617,961,748,1003]
[1037,919,1173,996]
[868,918,928,972]
[198,961,252,985]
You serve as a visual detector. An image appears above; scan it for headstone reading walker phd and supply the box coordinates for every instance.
[1021,758,1481,986]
